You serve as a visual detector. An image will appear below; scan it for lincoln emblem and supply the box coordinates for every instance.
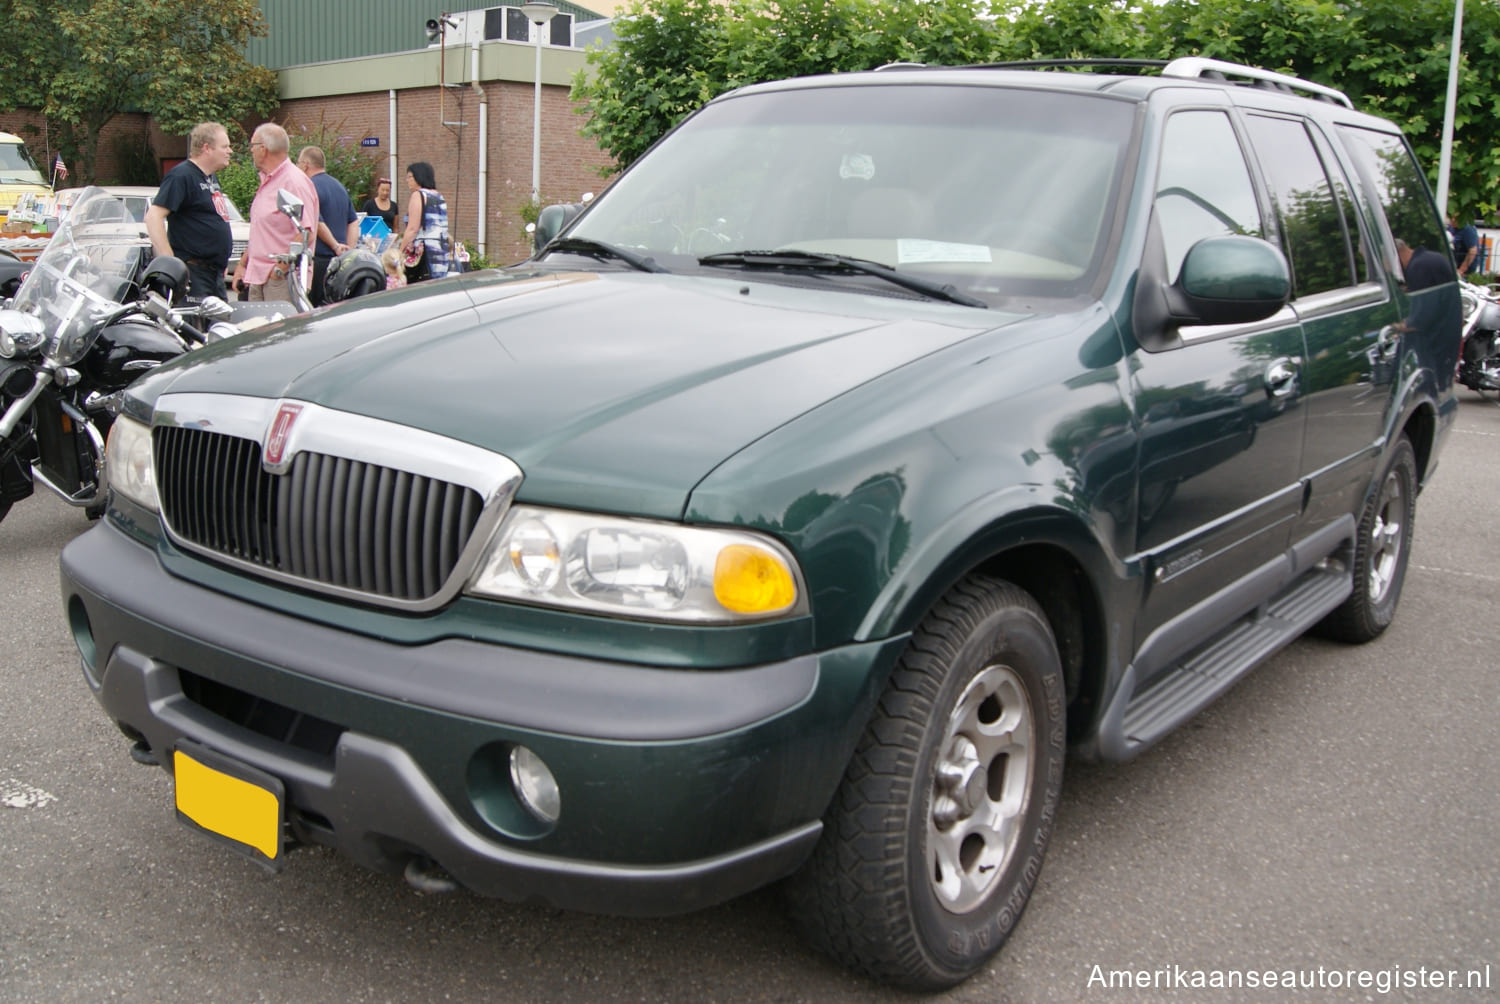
[264,403,304,467]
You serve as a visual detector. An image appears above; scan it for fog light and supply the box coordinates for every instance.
[509,745,560,824]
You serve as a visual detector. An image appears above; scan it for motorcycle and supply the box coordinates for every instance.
[1458,278,1500,396]
[0,187,250,526]
[263,189,386,308]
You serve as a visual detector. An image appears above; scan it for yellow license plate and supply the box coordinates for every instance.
[173,743,284,869]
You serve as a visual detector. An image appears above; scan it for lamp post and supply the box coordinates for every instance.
[521,1,558,204]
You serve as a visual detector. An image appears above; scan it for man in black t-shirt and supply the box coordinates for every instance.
[145,122,235,300]
[1396,238,1453,292]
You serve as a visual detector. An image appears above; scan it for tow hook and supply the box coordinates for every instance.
[404,856,457,894]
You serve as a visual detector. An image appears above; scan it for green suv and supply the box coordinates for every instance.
[59,59,1459,989]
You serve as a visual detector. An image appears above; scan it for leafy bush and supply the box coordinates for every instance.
[218,154,260,216]
[284,114,381,205]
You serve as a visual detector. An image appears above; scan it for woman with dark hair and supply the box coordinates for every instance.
[360,177,397,232]
[399,161,449,282]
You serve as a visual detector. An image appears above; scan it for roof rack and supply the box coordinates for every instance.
[1161,57,1353,108]
[971,59,1169,74]
[903,57,1355,110]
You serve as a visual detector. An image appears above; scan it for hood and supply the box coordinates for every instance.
[142,269,1012,517]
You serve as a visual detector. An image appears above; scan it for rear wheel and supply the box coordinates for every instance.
[1317,436,1417,643]
[787,576,1066,989]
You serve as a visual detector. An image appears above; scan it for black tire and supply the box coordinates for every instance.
[786,576,1066,990]
[1316,436,1417,643]
[0,499,9,525]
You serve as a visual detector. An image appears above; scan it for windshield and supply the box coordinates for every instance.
[0,140,46,184]
[11,187,150,364]
[568,82,1135,301]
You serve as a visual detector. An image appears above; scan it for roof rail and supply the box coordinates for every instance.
[1161,57,1353,108]
[973,59,1169,73]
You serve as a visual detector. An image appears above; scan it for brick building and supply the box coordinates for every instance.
[6,1,620,266]
[275,40,615,265]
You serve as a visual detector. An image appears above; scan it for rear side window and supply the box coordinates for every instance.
[1336,125,1450,269]
[1154,111,1263,283]
[1245,115,1363,298]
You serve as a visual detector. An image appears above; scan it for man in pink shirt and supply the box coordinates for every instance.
[230,123,319,303]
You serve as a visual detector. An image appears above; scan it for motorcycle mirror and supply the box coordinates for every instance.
[197,296,234,322]
[276,189,304,221]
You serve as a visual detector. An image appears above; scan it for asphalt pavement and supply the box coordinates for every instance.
[2,397,1497,1003]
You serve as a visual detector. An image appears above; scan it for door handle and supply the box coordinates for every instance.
[1265,358,1298,398]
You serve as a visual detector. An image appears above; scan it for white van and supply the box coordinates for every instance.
[0,132,53,220]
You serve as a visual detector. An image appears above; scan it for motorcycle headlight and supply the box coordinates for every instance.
[468,506,805,623]
[0,308,46,359]
[105,415,159,512]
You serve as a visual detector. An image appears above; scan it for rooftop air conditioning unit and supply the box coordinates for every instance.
[483,6,573,47]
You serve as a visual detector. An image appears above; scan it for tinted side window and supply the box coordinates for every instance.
[1154,111,1263,283]
[1245,115,1357,297]
[1336,125,1450,267]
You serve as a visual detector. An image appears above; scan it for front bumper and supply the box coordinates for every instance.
[60,520,906,915]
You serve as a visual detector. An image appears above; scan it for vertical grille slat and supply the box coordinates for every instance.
[338,460,361,589]
[286,455,308,578]
[405,476,428,600]
[356,462,377,593]
[211,431,231,552]
[388,472,411,599]
[314,455,338,584]
[372,466,394,596]
[151,426,485,605]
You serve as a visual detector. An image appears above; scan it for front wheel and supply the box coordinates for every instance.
[787,576,1066,989]
[1316,436,1417,643]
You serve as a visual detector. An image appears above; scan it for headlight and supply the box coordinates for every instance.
[0,307,46,359]
[468,506,804,623]
[105,415,158,512]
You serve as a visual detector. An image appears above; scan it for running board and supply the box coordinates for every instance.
[1104,564,1352,760]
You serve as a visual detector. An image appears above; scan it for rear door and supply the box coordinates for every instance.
[1242,112,1401,534]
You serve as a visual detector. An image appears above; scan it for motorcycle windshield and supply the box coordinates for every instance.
[11,186,150,366]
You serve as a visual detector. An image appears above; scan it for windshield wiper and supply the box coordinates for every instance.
[698,249,988,308]
[539,237,667,274]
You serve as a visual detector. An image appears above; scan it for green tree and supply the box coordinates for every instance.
[1000,0,1500,219]
[0,0,279,183]
[571,0,997,171]
[573,0,1500,219]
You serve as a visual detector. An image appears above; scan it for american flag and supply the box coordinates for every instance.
[52,154,67,180]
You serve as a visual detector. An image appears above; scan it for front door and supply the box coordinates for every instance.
[1129,107,1308,675]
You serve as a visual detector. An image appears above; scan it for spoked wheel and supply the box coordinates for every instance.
[1317,436,1417,643]
[787,576,1066,990]
[928,664,1036,913]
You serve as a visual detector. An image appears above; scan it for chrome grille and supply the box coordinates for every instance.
[154,425,485,603]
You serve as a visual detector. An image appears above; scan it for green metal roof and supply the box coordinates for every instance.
[248,0,606,69]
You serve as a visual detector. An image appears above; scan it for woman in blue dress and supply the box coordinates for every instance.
[398,161,449,282]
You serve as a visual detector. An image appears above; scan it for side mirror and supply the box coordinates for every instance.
[1136,234,1291,338]
[532,202,588,251]
[1169,235,1290,325]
